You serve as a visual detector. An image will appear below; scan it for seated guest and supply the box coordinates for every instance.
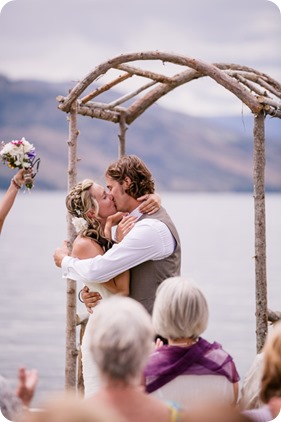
[85,295,189,422]
[242,321,281,422]
[144,276,240,408]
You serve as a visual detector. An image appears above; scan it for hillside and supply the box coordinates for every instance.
[0,75,280,191]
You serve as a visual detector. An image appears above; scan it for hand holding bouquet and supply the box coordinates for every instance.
[0,137,40,189]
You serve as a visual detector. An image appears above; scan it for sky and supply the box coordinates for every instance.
[0,0,280,116]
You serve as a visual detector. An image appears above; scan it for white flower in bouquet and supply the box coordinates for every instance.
[0,137,36,169]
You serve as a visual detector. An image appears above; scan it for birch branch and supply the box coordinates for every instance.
[77,104,120,122]
[257,95,281,109]
[108,80,158,108]
[80,72,132,104]
[234,74,268,97]
[115,64,172,83]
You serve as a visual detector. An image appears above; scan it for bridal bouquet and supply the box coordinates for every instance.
[0,137,40,189]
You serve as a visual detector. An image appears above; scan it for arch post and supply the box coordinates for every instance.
[65,100,79,389]
[253,111,268,353]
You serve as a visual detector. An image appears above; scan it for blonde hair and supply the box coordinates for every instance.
[66,179,111,249]
[152,276,209,340]
[260,321,281,403]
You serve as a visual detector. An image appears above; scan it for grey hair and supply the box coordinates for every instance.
[89,296,154,385]
[152,276,209,340]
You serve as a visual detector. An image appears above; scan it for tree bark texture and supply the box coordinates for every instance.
[77,319,87,393]
[65,101,79,390]
[118,111,127,156]
[253,111,268,353]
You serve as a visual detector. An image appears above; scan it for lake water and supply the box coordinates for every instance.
[0,191,280,405]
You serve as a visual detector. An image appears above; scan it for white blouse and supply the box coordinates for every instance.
[150,374,236,410]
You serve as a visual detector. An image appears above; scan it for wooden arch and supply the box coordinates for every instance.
[57,51,281,389]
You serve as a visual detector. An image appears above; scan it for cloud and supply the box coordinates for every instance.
[0,0,280,116]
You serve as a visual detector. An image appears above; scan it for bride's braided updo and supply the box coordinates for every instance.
[66,179,112,250]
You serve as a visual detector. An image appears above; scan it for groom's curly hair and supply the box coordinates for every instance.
[105,155,155,199]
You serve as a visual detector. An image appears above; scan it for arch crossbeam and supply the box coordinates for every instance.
[57,51,281,124]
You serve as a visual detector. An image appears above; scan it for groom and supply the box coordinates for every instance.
[53,154,181,314]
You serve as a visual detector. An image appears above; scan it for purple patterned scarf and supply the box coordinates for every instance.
[144,337,240,393]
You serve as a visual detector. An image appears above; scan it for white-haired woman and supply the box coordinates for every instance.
[86,295,189,422]
[144,276,240,409]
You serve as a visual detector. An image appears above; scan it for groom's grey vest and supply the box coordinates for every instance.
[129,207,181,314]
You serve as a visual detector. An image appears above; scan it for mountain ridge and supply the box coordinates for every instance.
[0,75,280,192]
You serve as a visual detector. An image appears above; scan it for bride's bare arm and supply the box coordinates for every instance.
[102,270,130,295]
[137,192,161,214]
[104,212,126,239]
[0,169,25,233]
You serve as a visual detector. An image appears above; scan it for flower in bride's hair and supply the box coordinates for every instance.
[72,217,88,233]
